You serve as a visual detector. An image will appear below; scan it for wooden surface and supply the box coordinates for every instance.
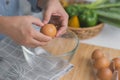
[60,43,120,80]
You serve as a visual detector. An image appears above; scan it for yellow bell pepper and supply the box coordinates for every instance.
[68,15,80,28]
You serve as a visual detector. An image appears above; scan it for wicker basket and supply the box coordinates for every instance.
[69,23,104,40]
[65,0,104,40]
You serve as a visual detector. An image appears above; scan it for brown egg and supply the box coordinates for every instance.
[91,49,104,60]
[110,58,120,70]
[109,62,114,72]
[40,24,57,38]
[118,69,120,80]
[94,57,110,70]
[97,68,112,80]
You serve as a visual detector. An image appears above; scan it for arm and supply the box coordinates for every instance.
[0,16,51,47]
[37,0,48,9]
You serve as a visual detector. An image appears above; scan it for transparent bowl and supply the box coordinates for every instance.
[22,29,79,72]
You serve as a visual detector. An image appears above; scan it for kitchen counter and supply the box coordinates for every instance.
[61,43,120,80]
[80,24,120,50]
[60,24,120,80]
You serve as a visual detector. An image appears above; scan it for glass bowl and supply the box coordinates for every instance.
[22,29,79,72]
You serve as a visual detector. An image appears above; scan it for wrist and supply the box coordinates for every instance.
[37,0,59,9]
[0,16,12,34]
[0,16,5,33]
[37,0,46,9]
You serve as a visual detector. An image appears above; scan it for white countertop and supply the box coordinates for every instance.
[80,24,120,50]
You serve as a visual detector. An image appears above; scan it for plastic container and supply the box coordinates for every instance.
[91,49,120,80]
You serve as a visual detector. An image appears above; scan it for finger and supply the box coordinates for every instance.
[56,15,68,37]
[33,29,52,42]
[29,16,44,27]
[43,10,52,24]
[26,38,48,48]
[56,26,67,37]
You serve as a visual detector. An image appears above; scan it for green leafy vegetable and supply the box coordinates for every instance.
[95,10,120,20]
[99,16,120,27]
[65,0,120,27]
[90,3,120,9]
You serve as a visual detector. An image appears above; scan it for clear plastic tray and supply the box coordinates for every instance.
[91,49,120,80]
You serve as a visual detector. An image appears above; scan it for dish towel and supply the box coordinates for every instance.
[0,37,73,80]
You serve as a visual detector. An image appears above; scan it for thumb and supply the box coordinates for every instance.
[43,10,52,24]
[29,16,44,27]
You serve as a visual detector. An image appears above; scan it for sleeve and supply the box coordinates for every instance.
[28,0,42,12]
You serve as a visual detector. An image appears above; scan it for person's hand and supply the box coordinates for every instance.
[38,0,69,37]
[0,16,52,47]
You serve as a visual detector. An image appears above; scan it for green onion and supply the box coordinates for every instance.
[99,16,120,27]
[96,10,120,20]
[90,3,120,9]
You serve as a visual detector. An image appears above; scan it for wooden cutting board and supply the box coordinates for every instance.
[60,43,120,80]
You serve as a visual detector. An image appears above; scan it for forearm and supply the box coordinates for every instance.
[0,16,6,34]
[0,16,13,34]
[37,0,47,9]
[37,0,59,9]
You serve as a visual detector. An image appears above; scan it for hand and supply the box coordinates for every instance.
[0,16,52,47]
[38,0,69,37]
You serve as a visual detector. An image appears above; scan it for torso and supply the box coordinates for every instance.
[0,0,20,16]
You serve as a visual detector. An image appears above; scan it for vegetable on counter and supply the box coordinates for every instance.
[65,5,79,18]
[62,0,120,28]
[68,15,80,28]
[78,10,98,27]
